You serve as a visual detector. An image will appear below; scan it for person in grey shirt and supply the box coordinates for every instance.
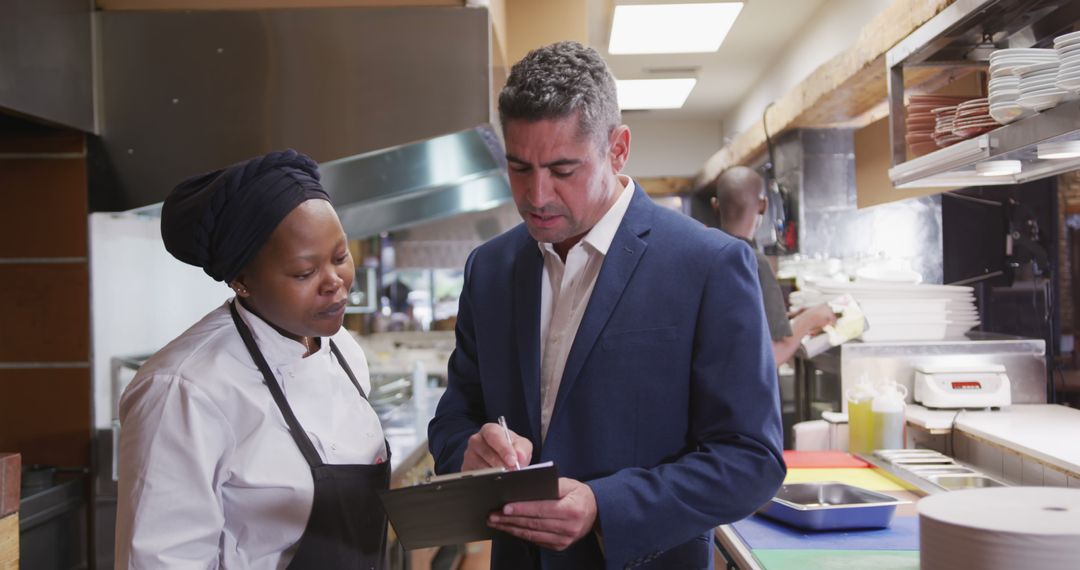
[713,166,835,365]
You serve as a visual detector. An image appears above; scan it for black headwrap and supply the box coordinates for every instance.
[161,149,330,283]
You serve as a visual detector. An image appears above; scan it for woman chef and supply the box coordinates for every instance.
[115,150,390,569]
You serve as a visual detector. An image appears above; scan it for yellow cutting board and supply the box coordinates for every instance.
[784,467,906,491]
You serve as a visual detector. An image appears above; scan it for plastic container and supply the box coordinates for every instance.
[871,382,907,451]
[846,380,876,454]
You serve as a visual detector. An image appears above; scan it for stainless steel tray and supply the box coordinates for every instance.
[756,482,908,531]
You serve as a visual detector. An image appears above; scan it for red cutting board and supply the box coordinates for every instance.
[783,451,869,469]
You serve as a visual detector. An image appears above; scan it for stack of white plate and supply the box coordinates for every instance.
[1054,30,1080,91]
[1016,60,1068,112]
[989,48,1055,122]
[794,280,980,342]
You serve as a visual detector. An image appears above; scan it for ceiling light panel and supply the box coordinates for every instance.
[609,2,744,55]
[616,78,697,110]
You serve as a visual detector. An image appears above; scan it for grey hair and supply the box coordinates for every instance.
[498,41,621,147]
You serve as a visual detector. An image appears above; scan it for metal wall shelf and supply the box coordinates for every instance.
[890,100,1080,187]
[886,0,1080,188]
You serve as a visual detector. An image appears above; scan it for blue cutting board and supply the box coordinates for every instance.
[731,514,919,551]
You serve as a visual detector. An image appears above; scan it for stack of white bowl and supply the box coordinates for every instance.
[792,280,980,342]
[1054,30,1080,91]
[989,48,1055,122]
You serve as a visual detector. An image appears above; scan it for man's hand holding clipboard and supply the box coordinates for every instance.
[479,417,598,552]
[378,418,597,551]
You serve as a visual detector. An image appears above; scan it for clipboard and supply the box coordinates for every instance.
[377,461,559,550]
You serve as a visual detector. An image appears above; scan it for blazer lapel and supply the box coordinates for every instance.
[551,186,654,420]
[513,240,544,443]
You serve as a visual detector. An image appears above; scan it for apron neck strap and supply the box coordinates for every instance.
[329,341,368,401]
[229,301,324,467]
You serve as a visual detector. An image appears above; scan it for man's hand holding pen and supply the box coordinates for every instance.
[461,420,533,472]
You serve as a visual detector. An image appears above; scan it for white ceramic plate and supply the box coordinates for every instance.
[1022,77,1060,86]
[1020,93,1066,111]
[992,48,1057,56]
[989,107,1026,124]
[1057,45,1080,57]
[1020,88,1069,98]
[1055,34,1080,49]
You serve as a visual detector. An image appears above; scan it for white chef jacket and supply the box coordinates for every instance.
[538,175,634,441]
[115,299,386,569]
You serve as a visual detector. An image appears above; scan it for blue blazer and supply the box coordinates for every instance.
[429,184,786,569]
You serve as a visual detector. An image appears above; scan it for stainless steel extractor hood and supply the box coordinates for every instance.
[95,6,492,211]
[320,124,512,238]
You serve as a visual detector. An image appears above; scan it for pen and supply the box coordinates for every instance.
[497,415,522,470]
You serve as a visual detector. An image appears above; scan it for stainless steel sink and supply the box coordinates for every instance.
[924,474,1007,490]
[861,450,1009,494]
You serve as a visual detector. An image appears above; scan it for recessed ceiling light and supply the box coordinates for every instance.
[1037,141,1080,159]
[616,78,697,110]
[608,3,745,55]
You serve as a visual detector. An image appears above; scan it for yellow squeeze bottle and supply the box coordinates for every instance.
[846,381,876,455]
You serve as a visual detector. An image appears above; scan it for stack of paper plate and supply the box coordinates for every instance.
[951,98,997,139]
[920,488,1080,570]
[795,280,980,342]
[907,95,967,155]
[1054,30,1080,91]
[932,105,963,148]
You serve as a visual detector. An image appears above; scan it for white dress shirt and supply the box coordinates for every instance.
[538,176,635,441]
[115,300,386,569]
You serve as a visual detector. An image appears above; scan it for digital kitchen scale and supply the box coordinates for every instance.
[913,364,1011,409]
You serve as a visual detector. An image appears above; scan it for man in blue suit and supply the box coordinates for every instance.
[428,41,785,569]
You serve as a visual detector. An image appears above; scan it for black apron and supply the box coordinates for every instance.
[230,302,391,570]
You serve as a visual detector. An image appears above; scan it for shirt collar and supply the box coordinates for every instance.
[537,175,635,258]
[232,298,329,364]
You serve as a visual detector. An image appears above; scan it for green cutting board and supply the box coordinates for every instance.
[752,549,919,570]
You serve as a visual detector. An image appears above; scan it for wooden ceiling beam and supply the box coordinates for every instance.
[693,0,958,190]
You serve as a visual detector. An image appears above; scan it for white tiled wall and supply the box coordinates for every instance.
[1021,456,1045,486]
[956,432,1079,488]
[969,437,1004,478]
[1043,467,1068,488]
[1002,449,1023,485]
